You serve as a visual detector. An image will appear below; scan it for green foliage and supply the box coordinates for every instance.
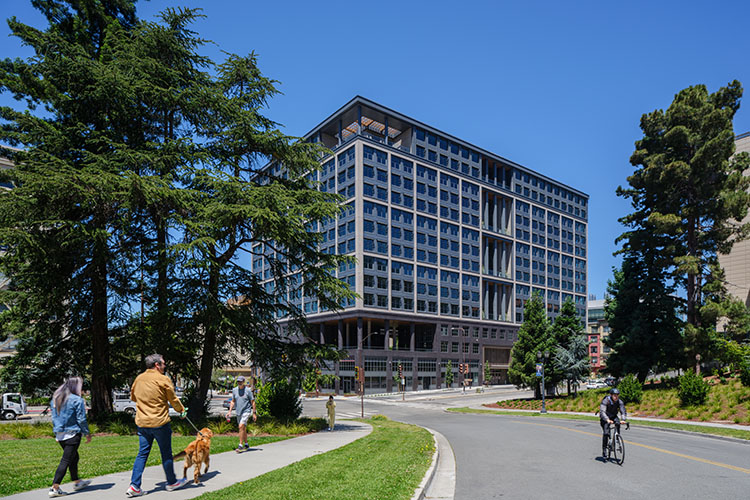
[551,300,588,392]
[678,371,710,406]
[509,292,554,395]
[604,258,682,381]
[740,359,750,387]
[484,361,491,385]
[617,374,643,404]
[444,360,454,387]
[255,380,302,422]
[618,81,750,366]
[0,2,352,414]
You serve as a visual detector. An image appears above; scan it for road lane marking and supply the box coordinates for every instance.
[515,420,750,474]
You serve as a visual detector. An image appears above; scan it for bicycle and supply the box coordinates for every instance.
[606,420,629,465]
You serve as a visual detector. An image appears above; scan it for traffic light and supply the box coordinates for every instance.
[398,363,403,378]
[355,366,359,381]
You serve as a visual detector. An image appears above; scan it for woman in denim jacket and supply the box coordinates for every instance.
[49,376,92,497]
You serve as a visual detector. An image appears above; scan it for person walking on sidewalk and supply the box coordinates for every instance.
[226,376,256,451]
[49,376,92,497]
[326,395,336,431]
[126,354,189,497]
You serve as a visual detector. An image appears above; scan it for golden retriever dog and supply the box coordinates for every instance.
[173,428,213,484]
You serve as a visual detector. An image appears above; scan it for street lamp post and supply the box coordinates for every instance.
[537,350,550,414]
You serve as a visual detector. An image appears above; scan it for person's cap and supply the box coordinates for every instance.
[610,388,620,394]
[237,376,246,383]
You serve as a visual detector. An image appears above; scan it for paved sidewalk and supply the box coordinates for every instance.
[6,421,372,500]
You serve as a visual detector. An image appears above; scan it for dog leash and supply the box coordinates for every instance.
[183,415,205,438]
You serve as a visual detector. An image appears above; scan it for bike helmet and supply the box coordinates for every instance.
[610,388,620,395]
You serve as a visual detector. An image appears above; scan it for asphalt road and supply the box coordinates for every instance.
[303,389,750,500]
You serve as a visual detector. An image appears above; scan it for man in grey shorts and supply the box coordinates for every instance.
[226,376,256,451]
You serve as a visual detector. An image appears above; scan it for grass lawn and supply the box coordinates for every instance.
[447,407,750,440]
[194,416,435,500]
[0,434,287,496]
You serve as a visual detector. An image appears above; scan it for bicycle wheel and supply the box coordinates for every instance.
[614,433,625,465]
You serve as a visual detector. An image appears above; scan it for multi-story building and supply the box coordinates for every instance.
[257,97,589,393]
[718,132,750,312]
[586,298,609,374]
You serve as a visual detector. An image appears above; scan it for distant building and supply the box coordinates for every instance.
[586,298,609,374]
[718,132,750,313]
[257,97,589,393]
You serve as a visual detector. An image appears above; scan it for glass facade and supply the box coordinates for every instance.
[256,97,588,393]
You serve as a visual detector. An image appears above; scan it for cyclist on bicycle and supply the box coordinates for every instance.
[600,388,627,458]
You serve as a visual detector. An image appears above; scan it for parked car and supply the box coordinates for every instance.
[113,392,179,417]
[586,380,607,389]
[604,376,617,387]
[1,393,27,420]
[222,397,232,409]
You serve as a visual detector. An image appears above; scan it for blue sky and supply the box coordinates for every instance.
[2,0,750,299]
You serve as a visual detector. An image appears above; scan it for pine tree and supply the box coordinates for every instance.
[604,256,682,382]
[0,2,352,415]
[550,299,585,394]
[619,81,750,364]
[508,292,554,397]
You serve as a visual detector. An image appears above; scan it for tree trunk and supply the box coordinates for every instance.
[189,259,219,420]
[90,223,112,416]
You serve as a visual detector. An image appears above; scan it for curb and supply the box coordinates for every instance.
[454,407,750,446]
[411,427,440,500]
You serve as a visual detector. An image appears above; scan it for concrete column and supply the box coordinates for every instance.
[436,358,442,389]
[412,355,418,391]
[410,323,416,352]
[494,239,499,277]
[482,283,490,319]
[384,319,390,352]
[483,237,489,274]
[493,194,499,232]
[319,323,325,345]
[501,198,507,233]
[494,283,500,322]
[386,355,393,393]
[501,285,507,321]
[336,321,343,394]
[484,193,489,230]
[357,316,363,355]
[501,242,506,276]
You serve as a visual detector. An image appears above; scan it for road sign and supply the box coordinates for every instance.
[535,364,543,377]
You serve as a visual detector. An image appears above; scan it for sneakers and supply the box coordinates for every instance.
[602,449,608,459]
[48,487,67,498]
[166,477,189,492]
[73,479,91,491]
[243,442,250,450]
[235,444,245,452]
[125,485,144,497]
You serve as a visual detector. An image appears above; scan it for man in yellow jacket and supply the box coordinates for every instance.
[126,354,189,497]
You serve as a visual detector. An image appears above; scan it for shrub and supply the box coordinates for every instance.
[208,419,233,435]
[739,360,750,387]
[255,379,302,422]
[617,374,643,404]
[678,371,710,406]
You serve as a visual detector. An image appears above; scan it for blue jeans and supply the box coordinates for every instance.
[130,423,176,489]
